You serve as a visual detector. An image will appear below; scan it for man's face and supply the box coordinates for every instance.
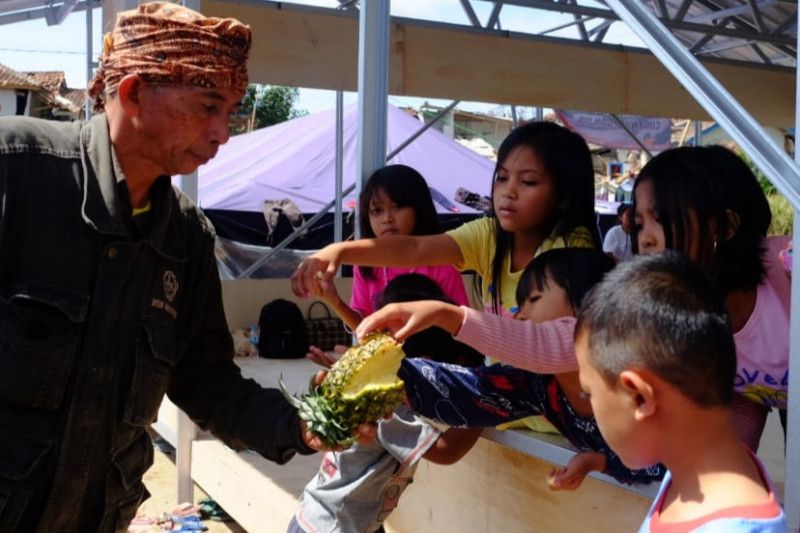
[136,84,242,176]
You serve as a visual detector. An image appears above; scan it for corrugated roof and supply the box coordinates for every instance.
[661,0,796,67]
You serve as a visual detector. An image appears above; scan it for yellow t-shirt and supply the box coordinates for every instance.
[447,217,595,433]
[447,217,595,317]
[132,201,152,216]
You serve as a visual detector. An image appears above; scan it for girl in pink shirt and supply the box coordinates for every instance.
[632,145,790,451]
[315,164,468,332]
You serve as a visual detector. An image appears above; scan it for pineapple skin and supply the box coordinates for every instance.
[294,332,406,447]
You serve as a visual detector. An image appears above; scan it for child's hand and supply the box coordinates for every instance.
[547,452,606,491]
[306,345,346,368]
[547,465,586,492]
[291,248,341,299]
[355,300,465,342]
[779,240,792,279]
[313,272,342,303]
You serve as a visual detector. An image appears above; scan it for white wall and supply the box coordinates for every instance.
[0,89,27,117]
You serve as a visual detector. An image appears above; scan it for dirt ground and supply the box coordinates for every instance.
[136,432,246,533]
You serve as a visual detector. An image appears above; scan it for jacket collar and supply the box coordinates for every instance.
[79,114,188,262]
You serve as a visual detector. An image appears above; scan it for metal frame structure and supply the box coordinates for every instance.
[2,0,799,527]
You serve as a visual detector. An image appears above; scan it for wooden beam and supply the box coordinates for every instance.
[204,1,794,127]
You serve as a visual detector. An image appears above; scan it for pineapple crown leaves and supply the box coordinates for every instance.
[278,374,355,447]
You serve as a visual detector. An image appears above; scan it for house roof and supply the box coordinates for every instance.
[0,63,82,115]
[62,88,86,110]
[0,63,40,91]
[23,71,67,93]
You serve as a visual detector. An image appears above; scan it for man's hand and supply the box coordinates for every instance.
[355,300,465,342]
[300,420,378,452]
[297,364,379,452]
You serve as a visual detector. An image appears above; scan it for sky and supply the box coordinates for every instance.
[0,0,643,116]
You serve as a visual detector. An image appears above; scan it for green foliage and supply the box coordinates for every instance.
[734,150,794,235]
[767,192,794,237]
[231,84,306,134]
[737,149,777,196]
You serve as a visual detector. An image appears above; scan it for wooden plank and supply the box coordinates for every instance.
[385,438,652,533]
[203,1,794,126]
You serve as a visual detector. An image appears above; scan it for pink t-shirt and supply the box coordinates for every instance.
[452,236,793,387]
[733,236,791,408]
[349,265,469,319]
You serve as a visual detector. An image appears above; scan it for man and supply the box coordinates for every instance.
[0,4,363,531]
[602,202,633,262]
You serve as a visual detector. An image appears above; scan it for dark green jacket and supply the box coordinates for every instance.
[0,114,311,532]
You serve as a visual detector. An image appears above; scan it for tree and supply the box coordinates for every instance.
[230,84,306,134]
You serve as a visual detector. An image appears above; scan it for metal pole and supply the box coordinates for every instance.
[236,186,357,280]
[604,0,800,527]
[535,107,543,121]
[694,119,702,146]
[511,105,519,128]
[610,114,653,158]
[84,0,92,119]
[175,0,198,509]
[784,5,800,527]
[387,100,460,161]
[334,91,344,247]
[604,0,800,228]
[238,95,458,280]
[355,0,389,239]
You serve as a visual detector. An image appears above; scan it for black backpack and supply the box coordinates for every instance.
[257,299,309,359]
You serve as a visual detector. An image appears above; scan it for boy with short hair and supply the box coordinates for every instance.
[575,252,787,532]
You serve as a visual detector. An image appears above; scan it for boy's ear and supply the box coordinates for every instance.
[618,370,656,421]
[723,209,741,241]
[116,74,145,117]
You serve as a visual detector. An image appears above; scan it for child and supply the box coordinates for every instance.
[631,145,791,450]
[293,121,600,319]
[358,249,663,487]
[288,274,484,533]
[314,164,468,331]
[293,122,600,432]
[602,202,633,262]
[575,252,788,532]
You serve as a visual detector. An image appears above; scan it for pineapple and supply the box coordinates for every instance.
[280,332,406,447]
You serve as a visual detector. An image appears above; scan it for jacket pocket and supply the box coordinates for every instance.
[111,430,154,492]
[0,492,7,520]
[110,431,152,531]
[123,315,178,426]
[0,429,52,527]
[0,285,87,409]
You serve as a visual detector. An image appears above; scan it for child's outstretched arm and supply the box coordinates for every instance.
[358,302,579,374]
[291,234,462,299]
[547,452,606,491]
[423,427,482,465]
[356,300,465,342]
[314,278,362,331]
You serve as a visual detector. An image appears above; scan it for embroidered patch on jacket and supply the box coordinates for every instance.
[163,270,179,302]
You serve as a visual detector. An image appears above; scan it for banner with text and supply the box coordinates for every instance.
[555,110,673,151]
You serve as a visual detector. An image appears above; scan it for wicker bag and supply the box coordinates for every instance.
[305,301,351,351]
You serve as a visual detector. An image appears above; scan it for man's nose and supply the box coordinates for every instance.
[208,116,231,146]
